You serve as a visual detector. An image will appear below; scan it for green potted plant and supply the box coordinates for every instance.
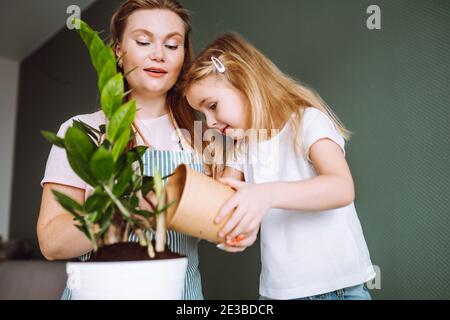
[41,19,186,299]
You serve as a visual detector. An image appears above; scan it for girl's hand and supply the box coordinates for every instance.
[215,177,272,242]
[216,224,260,253]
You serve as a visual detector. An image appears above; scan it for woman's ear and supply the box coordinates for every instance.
[115,44,123,65]
[115,43,122,59]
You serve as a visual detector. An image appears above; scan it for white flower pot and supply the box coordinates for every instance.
[66,257,187,300]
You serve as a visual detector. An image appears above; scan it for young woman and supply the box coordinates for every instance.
[38,0,204,299]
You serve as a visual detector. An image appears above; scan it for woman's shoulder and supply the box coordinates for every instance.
[59,110,106,133]
[66,110,106,126]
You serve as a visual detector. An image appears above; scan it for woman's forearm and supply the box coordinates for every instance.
[38,214,92,261]
[268,175,355,212]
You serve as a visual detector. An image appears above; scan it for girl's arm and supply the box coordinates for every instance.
[271,138,355,212]
[216,138,355,240]
[37,183,92,260]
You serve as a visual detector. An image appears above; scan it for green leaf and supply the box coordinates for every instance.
[126,147,140,165]
[154,200,177,215]
[86,211,101,223]
[131,174,142,193]
[99,205,114,234]
[100,139,111,150]
[141,176,154,196]
[71,214,85,225]
[52,190,83,215]
[75,19,116,88]
[126,145,147,179]
[99,46,116,73]
[101,73,124,117]
[73,120,101,134]
[67,152,98,187]
[114,153,126,176]
[107,100,136,142]
[112,166,133,196]
[131,146,148,158]
[75,224,93,242]
[72,120,100,142]
[41,131,65,148]
[133,145,147,177]
[84,192,110,213]
[133,210,155,219]
[76,19,95,49]
[78,21,95,49]
[111,127,131,162]
[90,37,115,75]
[83,220,98,252]
[65,125,96,162]
[98,59,117,93]
[130,194,139,208]
[90,146,114,182]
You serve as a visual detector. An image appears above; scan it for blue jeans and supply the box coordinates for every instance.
[260,283,372,300]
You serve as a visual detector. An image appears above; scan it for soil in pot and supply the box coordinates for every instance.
[84,242,185,262]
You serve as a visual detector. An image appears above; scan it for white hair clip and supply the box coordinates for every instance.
[211,56,226,73]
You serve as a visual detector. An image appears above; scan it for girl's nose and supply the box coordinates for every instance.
[206,115,218,129]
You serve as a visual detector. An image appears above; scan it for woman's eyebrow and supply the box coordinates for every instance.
[130,29,184,39]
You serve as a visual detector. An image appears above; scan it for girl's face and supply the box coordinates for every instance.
[116,9,186,97]
[186,75,251,140]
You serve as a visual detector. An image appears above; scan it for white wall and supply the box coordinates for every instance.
[0,57,19,240]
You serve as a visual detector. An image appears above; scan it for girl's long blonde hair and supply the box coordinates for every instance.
[183,33,351,173]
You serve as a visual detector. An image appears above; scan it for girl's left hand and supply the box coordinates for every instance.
[216,224,260,253]
[215,177,272,241]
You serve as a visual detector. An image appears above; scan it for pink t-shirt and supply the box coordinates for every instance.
[41,110,182,198]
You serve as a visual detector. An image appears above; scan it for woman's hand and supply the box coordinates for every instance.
[216,223,260,253]
[215,177,272,242]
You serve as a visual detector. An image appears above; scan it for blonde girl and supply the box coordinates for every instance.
[184,33,375,300]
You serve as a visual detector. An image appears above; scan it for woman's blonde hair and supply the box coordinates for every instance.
[183,32,351,171]
[110,0,198,149]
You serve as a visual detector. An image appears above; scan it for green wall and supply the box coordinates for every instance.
[184,0,450,299]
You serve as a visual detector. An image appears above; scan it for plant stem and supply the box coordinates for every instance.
[147,242,155,259]
[134,229,147,247]
[104,185,131,218]
[122,221,131,242]
[85,220,98,252]
[155,188,167,252]
[155,214,166,252]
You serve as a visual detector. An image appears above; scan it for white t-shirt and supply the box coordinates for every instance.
[41,110,182,199]
[228,107,375,299]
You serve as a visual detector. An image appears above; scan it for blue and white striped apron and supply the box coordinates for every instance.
[62,149,204,300]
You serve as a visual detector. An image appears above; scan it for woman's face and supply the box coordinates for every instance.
[186,75,251,140]
[116,9,186,97]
